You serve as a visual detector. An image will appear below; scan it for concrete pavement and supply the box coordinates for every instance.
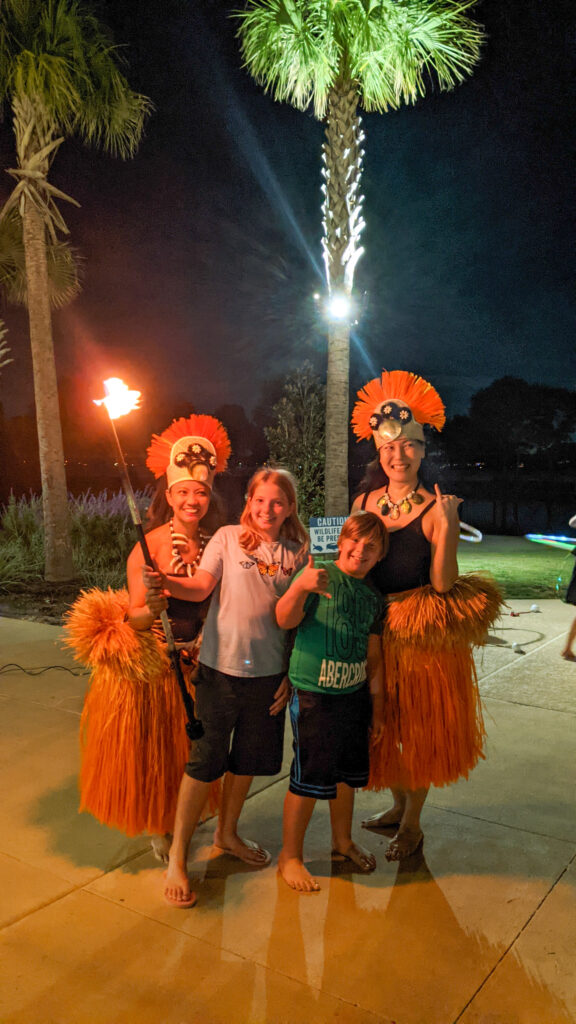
[0,599,575,1023]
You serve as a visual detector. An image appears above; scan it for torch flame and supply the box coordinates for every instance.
[94,377,141,420]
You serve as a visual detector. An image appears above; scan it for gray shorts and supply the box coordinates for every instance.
[185,663,286,782]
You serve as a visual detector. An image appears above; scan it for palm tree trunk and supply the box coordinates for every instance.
[325,320,350,514]
[22,198,75,581]
[322,76,365,516]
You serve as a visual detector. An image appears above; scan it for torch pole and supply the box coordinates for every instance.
[108,416,203,740]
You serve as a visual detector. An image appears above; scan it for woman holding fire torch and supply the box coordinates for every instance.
[65,413,231,855]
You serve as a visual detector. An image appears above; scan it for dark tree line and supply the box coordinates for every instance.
[2,373,575,533]
[0,376,272,507]
[439,377,576,533]
[0,367,324,522]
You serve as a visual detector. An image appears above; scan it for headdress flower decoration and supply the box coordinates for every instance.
[147,413,231,489]
[351,370,446,447]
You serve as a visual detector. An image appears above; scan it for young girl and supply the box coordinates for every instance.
[144,468,308,907]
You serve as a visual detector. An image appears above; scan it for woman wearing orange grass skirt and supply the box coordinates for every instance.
[65,414,230,856]
[351,370,502,861]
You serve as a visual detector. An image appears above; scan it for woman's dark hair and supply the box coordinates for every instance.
[144,477,226,534]
[354,456,389,498]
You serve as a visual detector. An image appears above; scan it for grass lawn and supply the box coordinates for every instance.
[458,535,575,599]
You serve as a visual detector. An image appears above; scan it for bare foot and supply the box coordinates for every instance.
[332,840,376,872]
[361,806,404,830]
[213,831,271,867]
[385,827,423,862]
[163,863,196,908]
[561,651,576,662]
[278,852,320,892]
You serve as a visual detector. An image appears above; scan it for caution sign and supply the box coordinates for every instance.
[309,515,347,554]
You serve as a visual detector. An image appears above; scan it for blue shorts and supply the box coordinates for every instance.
[288,684,371,800]
[185,664,286,782]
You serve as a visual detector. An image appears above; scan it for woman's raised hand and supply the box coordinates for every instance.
[300,554,332,598]
[434,483,463,527]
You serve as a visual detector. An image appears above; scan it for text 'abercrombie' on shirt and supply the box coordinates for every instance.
[288,561,383,695]
[317,658,367,689]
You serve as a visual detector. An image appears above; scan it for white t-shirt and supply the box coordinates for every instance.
[198,525,307,678]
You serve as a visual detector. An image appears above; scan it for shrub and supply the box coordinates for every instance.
[0,489,152,590]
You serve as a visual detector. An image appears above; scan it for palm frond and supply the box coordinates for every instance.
[236,0,339,118]
[10,52,82,123]
[46,236,83,307]
[0,208,27,301]
[236,0,484,116]
[0,0,152,154]
[0,206,82,307]
[78,66,153,158]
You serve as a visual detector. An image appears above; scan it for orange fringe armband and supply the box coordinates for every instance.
[63,589,220,837]
[367,574,504,792]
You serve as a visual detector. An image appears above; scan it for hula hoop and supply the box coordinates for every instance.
[459,522,482,543]
[525,534,576,552]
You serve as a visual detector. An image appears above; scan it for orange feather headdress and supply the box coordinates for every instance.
[351,370,446,448]
[146,414,231,489]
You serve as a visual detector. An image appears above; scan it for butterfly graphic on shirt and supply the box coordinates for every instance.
[239,558,280,577]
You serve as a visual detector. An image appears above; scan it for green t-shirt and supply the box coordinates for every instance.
[288,561,383,695]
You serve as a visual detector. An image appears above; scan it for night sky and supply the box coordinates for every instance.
[0,0,574,424]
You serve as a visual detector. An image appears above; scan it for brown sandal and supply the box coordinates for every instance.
[361,810,402,831]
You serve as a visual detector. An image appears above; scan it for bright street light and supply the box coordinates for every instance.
[326,292,353,322]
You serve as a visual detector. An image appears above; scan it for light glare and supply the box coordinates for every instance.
[327,293,352,321]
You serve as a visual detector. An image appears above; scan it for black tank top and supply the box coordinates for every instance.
[360,494,434,596]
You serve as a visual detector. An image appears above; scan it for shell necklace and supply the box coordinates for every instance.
[376,488,424,520]
[169,519,207,576]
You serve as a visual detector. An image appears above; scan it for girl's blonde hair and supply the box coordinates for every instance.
[239,468,309,555]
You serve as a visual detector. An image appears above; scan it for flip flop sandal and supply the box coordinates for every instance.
[331,849,375,871]
[361,814,402,831]
[163,888,197,909]
[214,839,272,867]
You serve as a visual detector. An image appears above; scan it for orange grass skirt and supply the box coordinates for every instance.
[367,574,504,792]
[64,589,220,836]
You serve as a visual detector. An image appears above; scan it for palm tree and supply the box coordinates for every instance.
[0,0,151,580]
[236,0,484,514]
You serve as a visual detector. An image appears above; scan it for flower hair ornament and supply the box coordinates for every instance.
[146,413,232,490]
[351,370,446,449]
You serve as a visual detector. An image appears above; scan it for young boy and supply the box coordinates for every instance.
[275,510,388,892]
